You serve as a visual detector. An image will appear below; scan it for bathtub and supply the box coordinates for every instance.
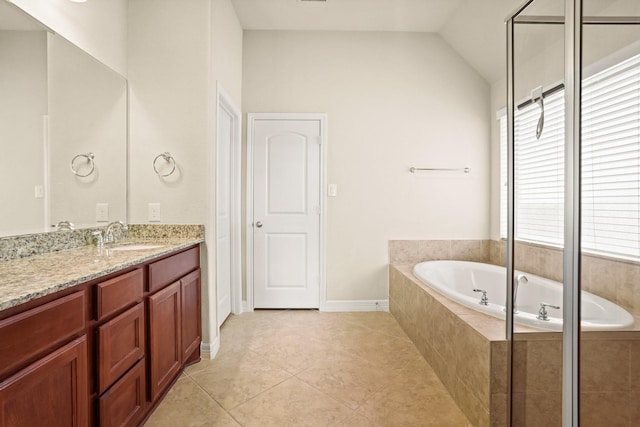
[412,260,635,331]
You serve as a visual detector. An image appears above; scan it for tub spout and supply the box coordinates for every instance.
[513,274,528,313]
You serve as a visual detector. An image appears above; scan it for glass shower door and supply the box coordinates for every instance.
[507,1,640,426]
[508,2,566,425]
[580,2,640,425]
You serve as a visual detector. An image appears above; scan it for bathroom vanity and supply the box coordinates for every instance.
[0,239,202,426]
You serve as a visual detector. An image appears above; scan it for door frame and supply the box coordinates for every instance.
[215,84,242,322]
[245,113,327,311]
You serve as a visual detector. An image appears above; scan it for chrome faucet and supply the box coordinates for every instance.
[513,274,528,313]
[537,302,560,321]
[92,230,104,248]
[104,221,127,244]
[473,288,489,306]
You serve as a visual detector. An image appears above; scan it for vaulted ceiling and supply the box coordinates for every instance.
[230,0,524,84]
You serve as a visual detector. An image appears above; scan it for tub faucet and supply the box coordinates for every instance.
[513,274,528,313]
[537,302,560,321]
[473,288,489,306]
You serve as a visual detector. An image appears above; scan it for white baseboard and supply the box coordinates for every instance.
[242,300,253,312]
[200,335,220,360]
[240,299,389,312]
[321,299,389,312]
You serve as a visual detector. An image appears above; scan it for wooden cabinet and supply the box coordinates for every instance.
[97,302,145,394]
[181,269,201,363]
[147,248,202,403]
[148,247,199,293]
[96,269,144,321]
[148,281,182,401]
[0,292,86,378]
[99,359,146,427]
[0,336,88,427]
[0,244,201,426]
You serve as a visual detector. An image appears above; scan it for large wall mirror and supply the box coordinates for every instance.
[0,2,127,237]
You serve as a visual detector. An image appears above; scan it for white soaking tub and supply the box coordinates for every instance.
[412,260,634,331]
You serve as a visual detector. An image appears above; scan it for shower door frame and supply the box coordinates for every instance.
[505,1,583,426]
[506,1,640,426]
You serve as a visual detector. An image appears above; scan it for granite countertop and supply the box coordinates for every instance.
[0,237,203,312]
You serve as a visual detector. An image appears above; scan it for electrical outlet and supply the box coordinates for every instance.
[96,203,109,222]
[34,185,44,199]
[148,203,161,222]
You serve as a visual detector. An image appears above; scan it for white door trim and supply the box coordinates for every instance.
[216,84,242,321]
[246,113,327,311]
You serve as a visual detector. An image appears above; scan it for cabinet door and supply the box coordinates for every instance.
[97,302,145,394]
[99,359,146,427]
[148,281,181,401]
[180,269,201,363]
[0,336,88,427]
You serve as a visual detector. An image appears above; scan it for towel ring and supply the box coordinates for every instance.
[153,152,176,177]
[71,153,95,177]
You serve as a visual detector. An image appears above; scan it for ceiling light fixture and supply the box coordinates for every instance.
[69,0,87,3]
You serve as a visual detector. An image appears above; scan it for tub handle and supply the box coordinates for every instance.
[473,289,489,306]
[537,302,560,321]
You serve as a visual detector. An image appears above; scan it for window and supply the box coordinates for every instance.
[500,53,640,260]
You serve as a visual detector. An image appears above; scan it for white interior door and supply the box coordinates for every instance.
[216,104,233,325]
[252,118,322,308]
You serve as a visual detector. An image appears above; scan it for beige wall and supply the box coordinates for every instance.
[243,31,491,302]
[206,0,243,343]
[9,0,127,76]
[128,0,242,347]
[0,31,47,236]
[127,0,210,226]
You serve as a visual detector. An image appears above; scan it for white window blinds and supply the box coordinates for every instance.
[500,52,640,260]
[514,91,565,246]
[500,114,508,238]
[582,54,640,258]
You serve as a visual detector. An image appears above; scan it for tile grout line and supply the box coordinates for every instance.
[186,376,245,426]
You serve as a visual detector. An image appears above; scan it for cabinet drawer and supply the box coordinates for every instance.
[148,246,199,293]
[96,269,143,321]
[97,302,145,394]
[0,292,86,378]
[99,358,146,427]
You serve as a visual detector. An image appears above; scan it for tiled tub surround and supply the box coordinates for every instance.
[0,225,204,311]
[389,240,640,426]
[390,264,507,427]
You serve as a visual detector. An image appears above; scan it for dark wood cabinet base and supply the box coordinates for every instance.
[0,244,201,427]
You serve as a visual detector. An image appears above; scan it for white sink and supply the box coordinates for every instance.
[107,244,164,252]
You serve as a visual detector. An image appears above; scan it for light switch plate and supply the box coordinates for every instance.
[96,203,109,222]
[148,203,161,222]
[34,185,44,199]
[328,184,338,197]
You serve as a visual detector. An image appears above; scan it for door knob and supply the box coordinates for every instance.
[255,221,263,228]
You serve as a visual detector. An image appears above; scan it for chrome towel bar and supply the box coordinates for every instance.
[409,167,470,174]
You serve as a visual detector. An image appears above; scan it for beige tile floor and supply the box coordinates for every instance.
[144,310,472,427]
